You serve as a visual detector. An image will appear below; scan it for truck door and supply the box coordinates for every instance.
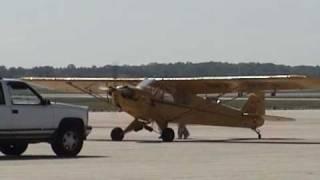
[0,82,11,130]
[6,81,54,133]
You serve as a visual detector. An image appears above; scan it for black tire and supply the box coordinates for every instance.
[161,128,175,142]
[111,127,124,141]
[258,134,262,139]
[51,127,84,157]
[0,143,28,156]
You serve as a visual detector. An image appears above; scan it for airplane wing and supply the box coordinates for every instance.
[22,77,143,93]
[23,75,320,95]
[146,75,320,94]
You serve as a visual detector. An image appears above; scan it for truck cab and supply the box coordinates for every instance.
[0,78,91,157]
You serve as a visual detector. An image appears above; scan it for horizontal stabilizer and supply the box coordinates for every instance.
[263,115,295,122]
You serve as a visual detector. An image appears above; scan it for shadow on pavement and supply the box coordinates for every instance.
[88,139,162,143]
[0,155,108,161]
[88,137,320,145]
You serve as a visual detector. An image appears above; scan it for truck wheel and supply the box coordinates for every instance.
[51,127,84,157]
[111,127,124,141]
[161,128,175,142]
[0,143,28,156]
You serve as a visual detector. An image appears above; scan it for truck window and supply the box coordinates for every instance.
[7,82,41,105]
[0,83,5,105]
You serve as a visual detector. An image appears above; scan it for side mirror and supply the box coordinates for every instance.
[41,99,51,106]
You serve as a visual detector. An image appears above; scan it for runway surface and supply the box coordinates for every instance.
[1,110,320,180]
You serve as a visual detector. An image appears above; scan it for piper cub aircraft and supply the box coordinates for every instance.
[23,75,320,142]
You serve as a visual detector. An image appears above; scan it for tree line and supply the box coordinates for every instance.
[1,61,320,78]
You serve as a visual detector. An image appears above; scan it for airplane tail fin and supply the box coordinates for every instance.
[241,92,265,116]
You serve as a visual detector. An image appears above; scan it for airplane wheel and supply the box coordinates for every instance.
[161,128,175,142]
[111,127,124,141]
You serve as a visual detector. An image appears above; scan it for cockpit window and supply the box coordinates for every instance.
[136,79,175,103]
[163,92,174,102]
[136,79,155,90]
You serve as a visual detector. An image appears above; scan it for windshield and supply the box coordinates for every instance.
[136,79,155,90]
[137,79,174,103]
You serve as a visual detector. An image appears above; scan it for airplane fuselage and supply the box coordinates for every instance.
[112,86,264,130]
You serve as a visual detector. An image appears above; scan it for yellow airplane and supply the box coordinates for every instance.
[23,75,320,142]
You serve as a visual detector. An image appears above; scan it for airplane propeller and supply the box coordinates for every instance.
[104,64,120,103]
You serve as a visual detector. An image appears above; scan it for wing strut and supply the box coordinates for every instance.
[66,82,108,102]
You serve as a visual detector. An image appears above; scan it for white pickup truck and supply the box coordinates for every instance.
[0,78,91,157]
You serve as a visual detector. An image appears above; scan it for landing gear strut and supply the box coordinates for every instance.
[252,128,262,139]
[110,119,175,142]
[110,119,155,141]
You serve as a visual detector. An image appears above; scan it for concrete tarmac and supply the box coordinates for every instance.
[1,110,320,180]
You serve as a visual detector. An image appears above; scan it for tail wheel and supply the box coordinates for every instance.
[0,143,28,156]
[111,127,124,141]
[161,128,175,142]
[51,127,84,157]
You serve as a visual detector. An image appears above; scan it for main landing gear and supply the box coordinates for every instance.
[252,128,262,139]
[110,120,175,142]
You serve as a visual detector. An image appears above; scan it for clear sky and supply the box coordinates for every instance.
[1,0,319,68]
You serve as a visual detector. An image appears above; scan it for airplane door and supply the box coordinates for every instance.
[6,81,54,131]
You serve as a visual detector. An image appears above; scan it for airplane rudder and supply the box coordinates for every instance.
[242,92,265,116]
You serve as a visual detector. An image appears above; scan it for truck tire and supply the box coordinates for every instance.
[51,126,84,157]
[0,143,28,156]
